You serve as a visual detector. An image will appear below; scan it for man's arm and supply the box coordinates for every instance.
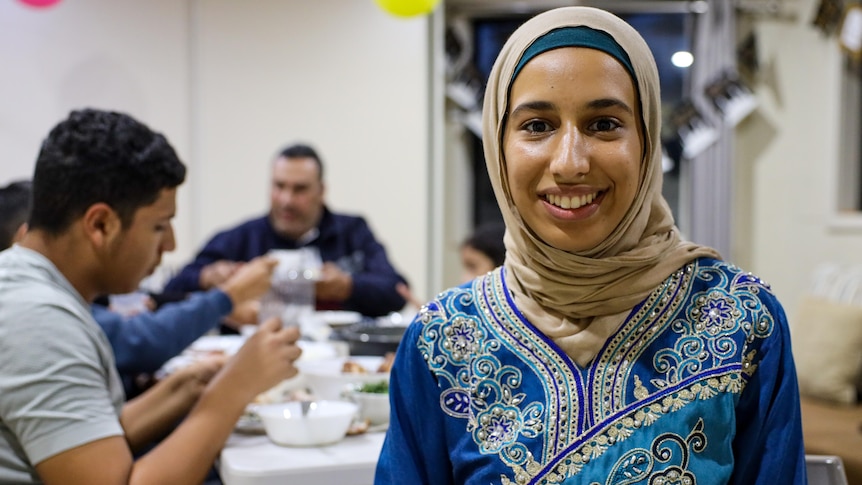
[119,356,225,452]
[97,256,276,375]
[163,229,245,294]
[94,290,232,375]
[34,318,302,485]
[164,216,280,294]
[341,217,407,316]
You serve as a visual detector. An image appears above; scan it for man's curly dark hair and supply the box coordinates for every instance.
[29,108,186,234]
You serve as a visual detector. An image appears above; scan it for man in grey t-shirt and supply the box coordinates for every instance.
[0,109,303,485]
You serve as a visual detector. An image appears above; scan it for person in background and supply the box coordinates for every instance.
[164,143,407,317]
[396,221,507,309]
[0,179,273,398]
[0,180,30,247]
[0,108,302,484]
[376,6,806,484]
[459,221,506,282]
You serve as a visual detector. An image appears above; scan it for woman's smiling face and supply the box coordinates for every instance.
[503,46,643,253]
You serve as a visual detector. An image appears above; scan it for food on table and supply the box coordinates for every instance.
[252,387,314,405]
[357,380,389,394]
[346,418,371,436]
[342,360,369,374]
[377,352,396,373]
[341,352,396,374]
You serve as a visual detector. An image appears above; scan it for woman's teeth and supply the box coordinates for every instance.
[545,192,597,209]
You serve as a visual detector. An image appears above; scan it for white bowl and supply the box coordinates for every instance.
[298,356,390,401]
[256,400,358,447]
[346,389,390,426]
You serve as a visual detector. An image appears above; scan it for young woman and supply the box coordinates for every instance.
[376,6,806,485]
[459,221,506,283]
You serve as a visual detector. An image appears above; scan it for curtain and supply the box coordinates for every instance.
[686,0,736,258]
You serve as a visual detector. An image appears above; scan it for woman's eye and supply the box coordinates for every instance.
[523,120,552,134]
[590,118,620,132]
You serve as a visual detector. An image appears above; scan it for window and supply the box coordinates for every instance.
[836,59,862,214]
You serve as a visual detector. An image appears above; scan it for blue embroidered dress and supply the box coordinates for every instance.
[376,258,807,484]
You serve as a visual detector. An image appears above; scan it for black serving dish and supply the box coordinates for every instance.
[335,321,406,356]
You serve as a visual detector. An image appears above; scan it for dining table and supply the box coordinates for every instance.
[159,316,403,485]
[219,429,386,485]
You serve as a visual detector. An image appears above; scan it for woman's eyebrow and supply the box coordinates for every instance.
[509,100,555,117]
[587,97,634,115]
[509,98,634,117]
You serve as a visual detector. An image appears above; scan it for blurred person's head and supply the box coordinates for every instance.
[28,108,186,296]
[269,143,325,240]
[461,222,506,282]
[0,180,32,250]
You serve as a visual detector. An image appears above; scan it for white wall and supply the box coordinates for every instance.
[735,0,862,318]
[3,0,861,314]
[189,0,430,297]
[0,0,194,254]
[0,0,431,299]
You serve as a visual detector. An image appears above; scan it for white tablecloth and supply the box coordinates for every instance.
[219,431,385,485]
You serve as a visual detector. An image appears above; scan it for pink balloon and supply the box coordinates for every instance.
[17,0,62,8]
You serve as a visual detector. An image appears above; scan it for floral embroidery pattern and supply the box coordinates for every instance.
[646,266,774,392]
[419,282,544,470]
[475,404,522,453]
[417,260,778,485]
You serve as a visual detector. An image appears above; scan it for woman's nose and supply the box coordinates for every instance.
[550,130,590,180]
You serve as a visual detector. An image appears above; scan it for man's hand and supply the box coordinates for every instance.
[395,282,424,310]
[213,317,302,403]
[162,354,227,407]
[221,300,260,329]
[315,262,352,302]
[218,256,277,306]
[199,260,242,289]
[120,354,227,453]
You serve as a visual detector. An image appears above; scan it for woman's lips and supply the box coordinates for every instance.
[541,190,604,220]
[544,192,598,209]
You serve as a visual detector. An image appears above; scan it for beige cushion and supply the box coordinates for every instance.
[791,297,862,404]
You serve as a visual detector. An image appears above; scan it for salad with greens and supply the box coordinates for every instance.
[357,380,389,394]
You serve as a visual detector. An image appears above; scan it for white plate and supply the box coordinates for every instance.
[297,355,385,376]
[157,335,246,378]
[188,335,245,355]
[316,310,363,327]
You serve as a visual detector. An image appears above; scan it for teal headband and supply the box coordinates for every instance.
[512,26,635,81]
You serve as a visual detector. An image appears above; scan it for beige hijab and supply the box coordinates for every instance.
[482,6,720,366]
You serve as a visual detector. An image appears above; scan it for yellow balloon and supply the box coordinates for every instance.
[374,0,441,18]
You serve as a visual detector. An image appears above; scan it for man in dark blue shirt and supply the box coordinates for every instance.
[164,143,407,317]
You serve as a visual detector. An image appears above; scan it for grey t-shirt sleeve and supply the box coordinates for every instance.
[0,303,124,466]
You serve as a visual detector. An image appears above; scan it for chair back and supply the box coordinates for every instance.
[806,455,849,485]
[810,263,862,305]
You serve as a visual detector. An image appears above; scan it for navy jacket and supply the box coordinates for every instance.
[164,208,406,317]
